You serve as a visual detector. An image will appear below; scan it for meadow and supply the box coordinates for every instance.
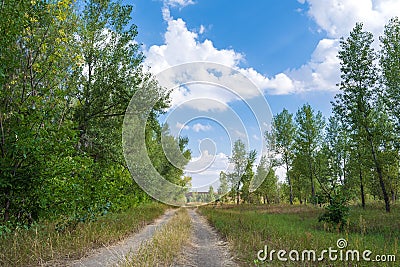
[200,203,399,266]
[0,203,167,266]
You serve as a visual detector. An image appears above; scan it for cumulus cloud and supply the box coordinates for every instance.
[176,122,189,130]
[165,0,194,8]
[146,0,400,111]
[144,17,297,110]
[145,18,242,74]
[199,24,206,34]
[188,150,234,189]
[300,0,400,38]
[192,123,212,132]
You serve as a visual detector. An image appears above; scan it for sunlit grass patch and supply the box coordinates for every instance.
[0,202,167,266]
[200,204,399,266]
[121,207,191,267]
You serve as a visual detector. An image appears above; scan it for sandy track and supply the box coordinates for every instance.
[66,209,176,267]
[174,209,237,267]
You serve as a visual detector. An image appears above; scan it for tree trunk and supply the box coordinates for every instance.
[359,165,365,209]
[308,158,315,202]
[286,162,293,205]
[3,191,10,222]
[235,181,240,205]
[365,127,390,212]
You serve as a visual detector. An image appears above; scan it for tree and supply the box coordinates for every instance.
[0,0,80,224]
[218,171,229,201]
[333,23,391,212]
[208,186,215,202]
[266,109,296,204]
[380,17,400,205]
[380,17,400,132]
[228,140,248,204]
[254,156,278,204]
[241,150,257,203]
[294,104,325,203]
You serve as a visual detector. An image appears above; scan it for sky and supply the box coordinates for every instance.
[126,0,400,191]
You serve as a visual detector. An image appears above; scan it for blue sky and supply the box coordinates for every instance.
[126,0,400,190]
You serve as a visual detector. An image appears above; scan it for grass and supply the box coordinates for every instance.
[0,202,168,266]
[200,204,399,266]
[120,207,191,267]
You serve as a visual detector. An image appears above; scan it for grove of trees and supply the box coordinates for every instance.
[0,0,191,229]
[219,19,400,213]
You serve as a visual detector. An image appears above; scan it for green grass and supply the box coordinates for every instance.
[121,208,191,267]
[0,202,168,266]
[200,204,399,266]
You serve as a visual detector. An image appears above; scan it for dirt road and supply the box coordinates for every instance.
[69,209,176,267]
[59,208,236,267]
[174,209,237,267]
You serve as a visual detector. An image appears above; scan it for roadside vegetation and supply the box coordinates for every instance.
[212,18,400,220]
[121,208,191,267]
[0,203,167,266]
[2,0,400,266]
[200,204,399,266]
[0,0,191,232]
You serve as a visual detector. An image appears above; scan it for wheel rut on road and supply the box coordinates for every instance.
[68,209,176,267]
[174,209,237,267]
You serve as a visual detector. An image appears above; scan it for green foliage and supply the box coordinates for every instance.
[266,109,296,204]
[0,203,167,266]
[334,22,393,212]
[200,204,399,266]
[218,171,229,200]
[227,140,257,204]
[318,192,349,231]
[253,156,278,204]
[0,0,187,229]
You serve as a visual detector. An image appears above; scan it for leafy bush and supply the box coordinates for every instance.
[318,193,349,231]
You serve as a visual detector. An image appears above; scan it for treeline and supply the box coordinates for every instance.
[219,19,400,212]
[218,140,280,205]
[0,0,190,229]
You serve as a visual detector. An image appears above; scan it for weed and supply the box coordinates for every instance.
[121,208,191,267]
[0,202,167,266]
[200,204,399,266]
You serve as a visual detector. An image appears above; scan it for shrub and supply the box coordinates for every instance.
[318,193,349,231]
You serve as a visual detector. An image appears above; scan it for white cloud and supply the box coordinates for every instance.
[144,17,297,110]
[146,1,400,110]
[165,0,194,8]
[275,165,287,183]
[188,151,234,189]
[176,122,189,130]
[145,18,242,74]
[291,0,400,93]
[301,0,400,38]
[192,123,212,132]
[199,24,206,34]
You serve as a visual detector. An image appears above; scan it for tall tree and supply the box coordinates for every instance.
[0,0,79,224]
[294,104,325,203]
[266,109,296,204]
[380,17,400,132]
[218,171,229,201]
[333,23,391,212]
[254,156,278,204]
[241,149,257,203]
[228,139,248,204]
